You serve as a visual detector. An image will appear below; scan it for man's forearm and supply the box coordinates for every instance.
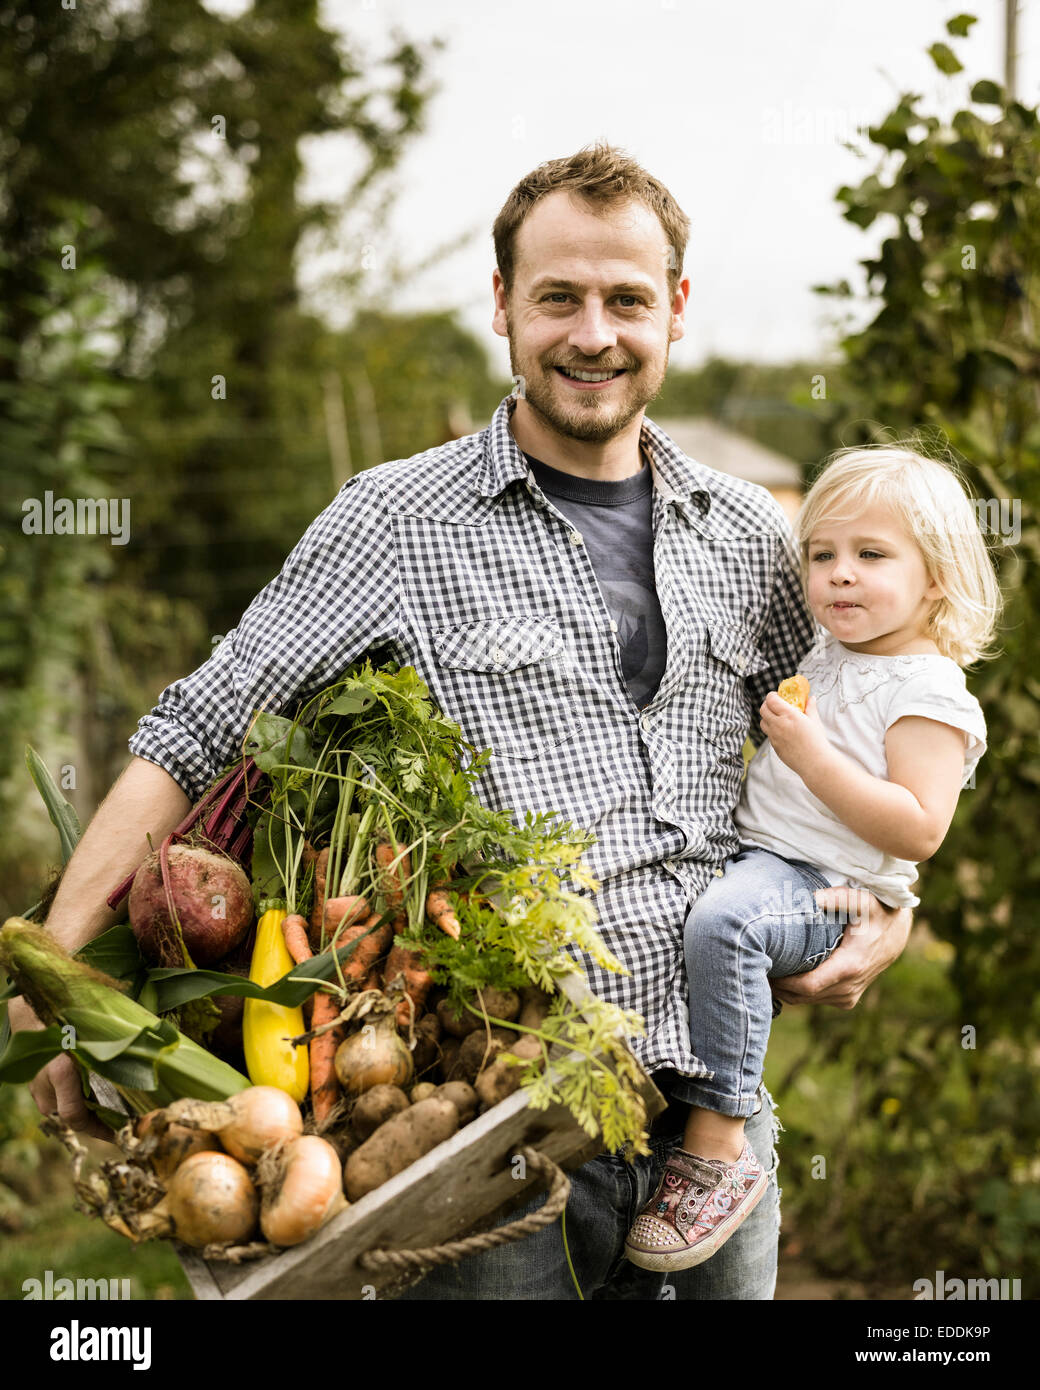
[42,756,192,953]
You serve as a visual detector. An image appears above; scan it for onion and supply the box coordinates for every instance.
[134,1110,221,1181]
[166,1086,304,1166]
[334,1013,413,1095]
[160,1151,259,1248]
[258,1135,347,1247]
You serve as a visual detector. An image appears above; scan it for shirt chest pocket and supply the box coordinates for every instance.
[695,620,771,753]
[431,615,585,760]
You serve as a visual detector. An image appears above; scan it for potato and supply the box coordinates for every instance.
[438,1035,462,1080]
[447,1027,517,1084]
[409,1082,438,1103]
[435,998,484,1039]
[344,1098,459,1201]
[412,1013,442,1076]
[350,1084,411,1141]
[433,1081,478,1125]
[474,1034,543,1110]
[436,987,521,1038]
[518,985,554,1031]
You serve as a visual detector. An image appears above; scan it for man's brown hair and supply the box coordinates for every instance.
[493,140,690,301]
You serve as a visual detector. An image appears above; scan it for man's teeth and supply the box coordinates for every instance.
[559,367,623,381]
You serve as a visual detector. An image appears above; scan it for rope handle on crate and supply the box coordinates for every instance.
[357,1145,570,1274]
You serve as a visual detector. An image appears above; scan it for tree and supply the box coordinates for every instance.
[787,13,1040,1279]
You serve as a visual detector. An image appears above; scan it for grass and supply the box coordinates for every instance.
[0,1196,192,1301]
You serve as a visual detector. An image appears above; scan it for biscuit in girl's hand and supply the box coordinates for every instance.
[777,674,810,712]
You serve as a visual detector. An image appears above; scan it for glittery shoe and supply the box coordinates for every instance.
[624,1140,768,1272]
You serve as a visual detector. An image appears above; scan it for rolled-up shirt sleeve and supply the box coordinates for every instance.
[128,471,400,801]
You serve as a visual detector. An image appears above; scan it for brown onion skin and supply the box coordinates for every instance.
[218,1087,304,1165]
[164,1151,259,1248]
[128,844,254,967]
[334,1018,413,1096]
[260,1136,346,1247]
[135,1111,221,1181]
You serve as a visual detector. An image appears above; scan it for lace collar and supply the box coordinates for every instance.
[800,632,950,713]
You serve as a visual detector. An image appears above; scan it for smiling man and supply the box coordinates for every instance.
[11,142,912,1301]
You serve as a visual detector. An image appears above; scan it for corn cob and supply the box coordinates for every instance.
[0,917,250,1114]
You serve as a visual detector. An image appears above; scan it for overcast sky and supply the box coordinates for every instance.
[215,1,1038,370]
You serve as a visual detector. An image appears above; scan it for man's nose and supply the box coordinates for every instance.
[568,299,618,356]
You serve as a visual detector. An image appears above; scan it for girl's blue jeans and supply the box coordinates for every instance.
[670,844,845,1118]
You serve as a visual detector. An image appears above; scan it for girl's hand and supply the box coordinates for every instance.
[760,692,830,776]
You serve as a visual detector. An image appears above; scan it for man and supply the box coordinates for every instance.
[10,142,911,1299]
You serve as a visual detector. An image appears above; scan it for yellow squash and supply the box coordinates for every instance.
[242,908,309,1102]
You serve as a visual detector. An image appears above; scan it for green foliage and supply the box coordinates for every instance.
[791,18,1040,1281]
[247,660,652,1151]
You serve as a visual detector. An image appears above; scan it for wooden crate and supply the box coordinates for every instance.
[179,1060,663,1301]
[92,974,666,1301]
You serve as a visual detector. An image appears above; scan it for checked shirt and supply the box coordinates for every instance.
[129,393,820,1084]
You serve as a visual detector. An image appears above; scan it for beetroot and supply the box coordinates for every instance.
[128,844,254,967]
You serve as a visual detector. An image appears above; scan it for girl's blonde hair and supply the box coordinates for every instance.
[796,444,1005,668]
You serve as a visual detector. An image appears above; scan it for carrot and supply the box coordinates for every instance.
[426,884,462,940]
[310,990,342,1129]
[323,895,370,933]
[383,918,434,1028]
[375,839,410,911]
[328,910,395,987]
[308,847,330,948]
[281,913,312,966]
[278,912,340,1126]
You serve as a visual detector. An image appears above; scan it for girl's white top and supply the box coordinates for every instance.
[735,630,988,908]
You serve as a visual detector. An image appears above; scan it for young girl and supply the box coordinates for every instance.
[625,444,1002,1273]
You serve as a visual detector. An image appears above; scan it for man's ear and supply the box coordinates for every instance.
[669,275,690,343]
[491,268,508,339]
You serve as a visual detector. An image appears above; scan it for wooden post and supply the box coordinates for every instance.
[1005,0,1018,101]
[322,370,352,489]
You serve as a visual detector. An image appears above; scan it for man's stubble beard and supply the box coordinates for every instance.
[507,320,670,446]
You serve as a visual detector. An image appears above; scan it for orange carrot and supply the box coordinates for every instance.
[279,912,340,1125]
[323,895,370,933]
[331,911,394,986]
[426,884,462,940]
[308,847,330,948]
[383,920,434,1028]
[310,990,342,1129]
[375,839,410,911]
[281,913,312,966]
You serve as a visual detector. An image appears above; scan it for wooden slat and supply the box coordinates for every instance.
[187,1060,664,1301]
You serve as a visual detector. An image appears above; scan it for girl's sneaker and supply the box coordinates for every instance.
[624,1140,768,1272]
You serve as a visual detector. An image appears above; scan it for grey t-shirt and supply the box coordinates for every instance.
[522,450,667,710]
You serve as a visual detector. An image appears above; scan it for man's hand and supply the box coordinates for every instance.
[770,886,912,1009]
[6,996,112,1141]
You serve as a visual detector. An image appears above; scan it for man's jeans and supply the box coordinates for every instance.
[388,1084,781,1300]
[671,845,844,1118]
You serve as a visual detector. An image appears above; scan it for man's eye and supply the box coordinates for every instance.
[544,293,570,303]
[617,295,642,307]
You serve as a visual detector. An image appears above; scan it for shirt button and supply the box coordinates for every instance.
[640,714,652,732]
[737,655,747,672]
[492,647,506,664]
[714,867,725,878]
[609,620,618,634]
[664,859,676,871]
[569,531,583,545]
